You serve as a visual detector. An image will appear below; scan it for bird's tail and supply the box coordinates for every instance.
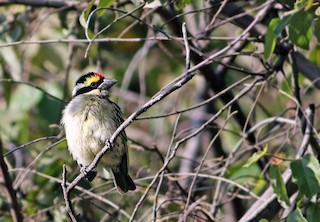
[113,170,136,194]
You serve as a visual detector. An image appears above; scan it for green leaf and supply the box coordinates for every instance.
[79,0,95,28]
[286,208,308,222]
[307,204,320,222]
[269,165,290,208]
[290,154,320,199]
[274,15,291,35]
[294,0,307,10]
[9,85,43,112]
[288,10,312,49]
[175,0,192,10]
[0,47,21,80]
[305,0,313,10]
[131,0,141,6]
[295,191,304,208]
[98,0,115,8]
[84,0,95,20]
[264,16,291,60]
[264,18,279,60]
[8,21,24,42]
[309,45,320,65]
[97,0,115,17]
[313,18,320,43]
[243,145,268,168]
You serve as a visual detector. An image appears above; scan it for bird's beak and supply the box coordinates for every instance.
[98,78,117,90]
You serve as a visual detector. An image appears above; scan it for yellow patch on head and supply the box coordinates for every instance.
[84,74,101,86]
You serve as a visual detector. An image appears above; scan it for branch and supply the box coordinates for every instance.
[182,22,190,70]
[0,136,23,222]
[153,114,181,221]
[14,138,65,189]
[0,79,65,103]
[61,165,78,222]
[9,167,132,219]
[3,136,58,157]
[155,1,276,145]
[0,0,82,9]
[182,110,236,221]
[131,77,263,221]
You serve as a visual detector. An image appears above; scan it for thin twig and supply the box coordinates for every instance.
[131,78,263,221]
[153,114,181,222]
[0,79,65,103]
[182,22,190,71]
[296,105,315,158]
[182,110,236,221]
[14,138,65,189]
[0,36,254,48]
[204,0,229,36]
[166,172,263,201]
[0,137,23,222]
[61,165,78,222]
[136,76,251,120]
[3,136,58,157]
[10,167,132,219]
[84,4,147,58]
[0,0,82,9]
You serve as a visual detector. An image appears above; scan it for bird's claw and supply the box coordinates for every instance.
[80,165,88,175]
[107,140,113,149]
[80,165,97,181]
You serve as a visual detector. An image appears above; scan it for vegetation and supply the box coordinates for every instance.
[1,0,320,221]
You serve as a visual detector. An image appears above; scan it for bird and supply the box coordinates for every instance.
[61,71,136,194]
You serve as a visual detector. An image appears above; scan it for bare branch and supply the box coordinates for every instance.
[61,165,78,222]
[182,22,190,71]
[14,138,65,189]
[0,79,65,103]
[0,137,23,222]
[0,0,82,9]
[153,114,181,222]
[3,136,58,157]
[183,110,237,221]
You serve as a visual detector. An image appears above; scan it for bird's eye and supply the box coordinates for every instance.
[90,82,97,87]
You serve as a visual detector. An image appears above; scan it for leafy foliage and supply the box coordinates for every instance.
[269,164,290,208]
[291,154,320,199]
[287,208,308,222]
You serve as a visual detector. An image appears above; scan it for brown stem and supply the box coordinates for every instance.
[0,137,23,222]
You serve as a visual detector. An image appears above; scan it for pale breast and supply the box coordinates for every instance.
[61,95,126,168]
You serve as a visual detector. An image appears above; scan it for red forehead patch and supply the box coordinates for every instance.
[94,72,105,79]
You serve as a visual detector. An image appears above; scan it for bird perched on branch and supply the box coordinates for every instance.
[61,72,136,193]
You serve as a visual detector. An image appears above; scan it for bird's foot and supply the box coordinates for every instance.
[106,140,114,150]
[80,165,97,181]
[80,165,88,175]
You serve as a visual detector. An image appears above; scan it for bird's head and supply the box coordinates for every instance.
[72,72,117,98]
